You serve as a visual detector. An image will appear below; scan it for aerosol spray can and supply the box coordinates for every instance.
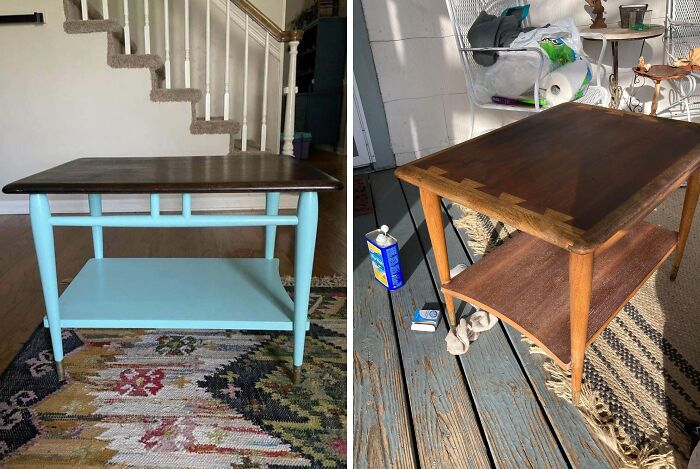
[365,225,404,290]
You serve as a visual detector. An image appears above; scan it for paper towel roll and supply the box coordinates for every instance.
[542,60,591,106]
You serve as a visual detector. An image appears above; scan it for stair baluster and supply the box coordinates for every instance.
[205,0,211,120]
[163,0,171,88]
[260,32,270,152]
[101,0,109,19]
[144,0,151,54]
[282,37,300,156]
[123,0,130,54]
[223,0,231,121]
[184,0,191,88]
[81,0,88,20]
[241,15,250,151]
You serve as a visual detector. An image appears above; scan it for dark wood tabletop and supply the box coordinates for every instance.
[395,102,700,253]
[2,153,343,194]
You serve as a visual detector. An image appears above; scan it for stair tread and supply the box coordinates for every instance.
[191,117,241,135]
[109,54,163,69]
[64,17,138,54]
[151,88,202,103]
[64,19,121,33]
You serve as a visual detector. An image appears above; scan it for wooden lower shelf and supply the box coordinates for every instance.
[49,258,304,331]
[443,222,677,368]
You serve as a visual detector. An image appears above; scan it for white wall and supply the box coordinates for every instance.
[251,0,286,28]
[362,0,683,166]
[0,0,294,214]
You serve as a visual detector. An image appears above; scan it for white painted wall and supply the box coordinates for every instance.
[362,0,686,166]
[250,0,286,28]
[0,0,295,214]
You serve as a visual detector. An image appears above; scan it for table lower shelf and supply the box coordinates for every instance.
[47,258,305,331]
[443,222,677,368]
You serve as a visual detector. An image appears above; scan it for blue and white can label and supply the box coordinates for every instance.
[366,227,404,291]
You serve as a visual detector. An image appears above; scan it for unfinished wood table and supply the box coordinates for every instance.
[3,153,342,383]
[395,102,700,404]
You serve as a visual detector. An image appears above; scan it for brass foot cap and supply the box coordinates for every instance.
[293,366,302,385]
[56,361,65,381]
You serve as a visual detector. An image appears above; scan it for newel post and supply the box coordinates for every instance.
[282,30,303,156]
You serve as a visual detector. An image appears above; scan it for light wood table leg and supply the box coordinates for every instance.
[569,251,594,406]
[650,81,662,116]
[671,169,699,281]
[419,187,457,327]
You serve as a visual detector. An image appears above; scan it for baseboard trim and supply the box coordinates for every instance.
[0,193,298,215]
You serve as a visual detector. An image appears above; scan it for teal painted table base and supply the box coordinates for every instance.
[29,191,319,383]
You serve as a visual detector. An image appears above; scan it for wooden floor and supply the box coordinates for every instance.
[354,170,622,468]
[0,150,346,374]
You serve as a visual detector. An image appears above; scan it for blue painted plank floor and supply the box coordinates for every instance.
[353,170,622,469]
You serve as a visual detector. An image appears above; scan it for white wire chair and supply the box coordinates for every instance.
[444,0,610,139]
[656,0,700,122]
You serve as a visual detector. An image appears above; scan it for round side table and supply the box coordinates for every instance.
[633,65,690,115]
[581,25,664,109]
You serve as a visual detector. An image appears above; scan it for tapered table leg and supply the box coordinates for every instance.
[29,194,65,381]
[419,187,457,328]
[293,192,318,384]
[671,169,699,281]
[569,251,594,406]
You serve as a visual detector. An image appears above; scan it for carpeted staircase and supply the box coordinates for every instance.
[62,0,243,154]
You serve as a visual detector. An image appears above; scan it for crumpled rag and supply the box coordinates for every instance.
[445,311,499,355]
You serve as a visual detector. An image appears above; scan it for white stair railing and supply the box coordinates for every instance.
[282,34,301,156]
[163,0,171,88]
[223,0,231,121]
[79,0,301,156]
[122,0,130,54]
[143,0,151,54]
[241,15,249,150]
[205,0,212,120]
[260,32,269,151]
[184,0,191,88]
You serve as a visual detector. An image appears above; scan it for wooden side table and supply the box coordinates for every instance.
[3,153,342,383]
[396,103,700,404]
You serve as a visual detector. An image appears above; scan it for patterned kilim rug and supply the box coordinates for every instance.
[452,190,699,469]
[0,278,346,468]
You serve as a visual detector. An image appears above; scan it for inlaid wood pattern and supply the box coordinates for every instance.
[396,102,700,252]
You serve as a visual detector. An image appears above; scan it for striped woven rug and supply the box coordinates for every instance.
[0,279,346,468]
[453,189,699,468]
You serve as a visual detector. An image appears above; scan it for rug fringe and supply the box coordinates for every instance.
[453,206,496,256]
[521,337,677,469]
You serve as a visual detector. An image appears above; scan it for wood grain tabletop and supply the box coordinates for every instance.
[395,102,700,253]
[3,153,343,194]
